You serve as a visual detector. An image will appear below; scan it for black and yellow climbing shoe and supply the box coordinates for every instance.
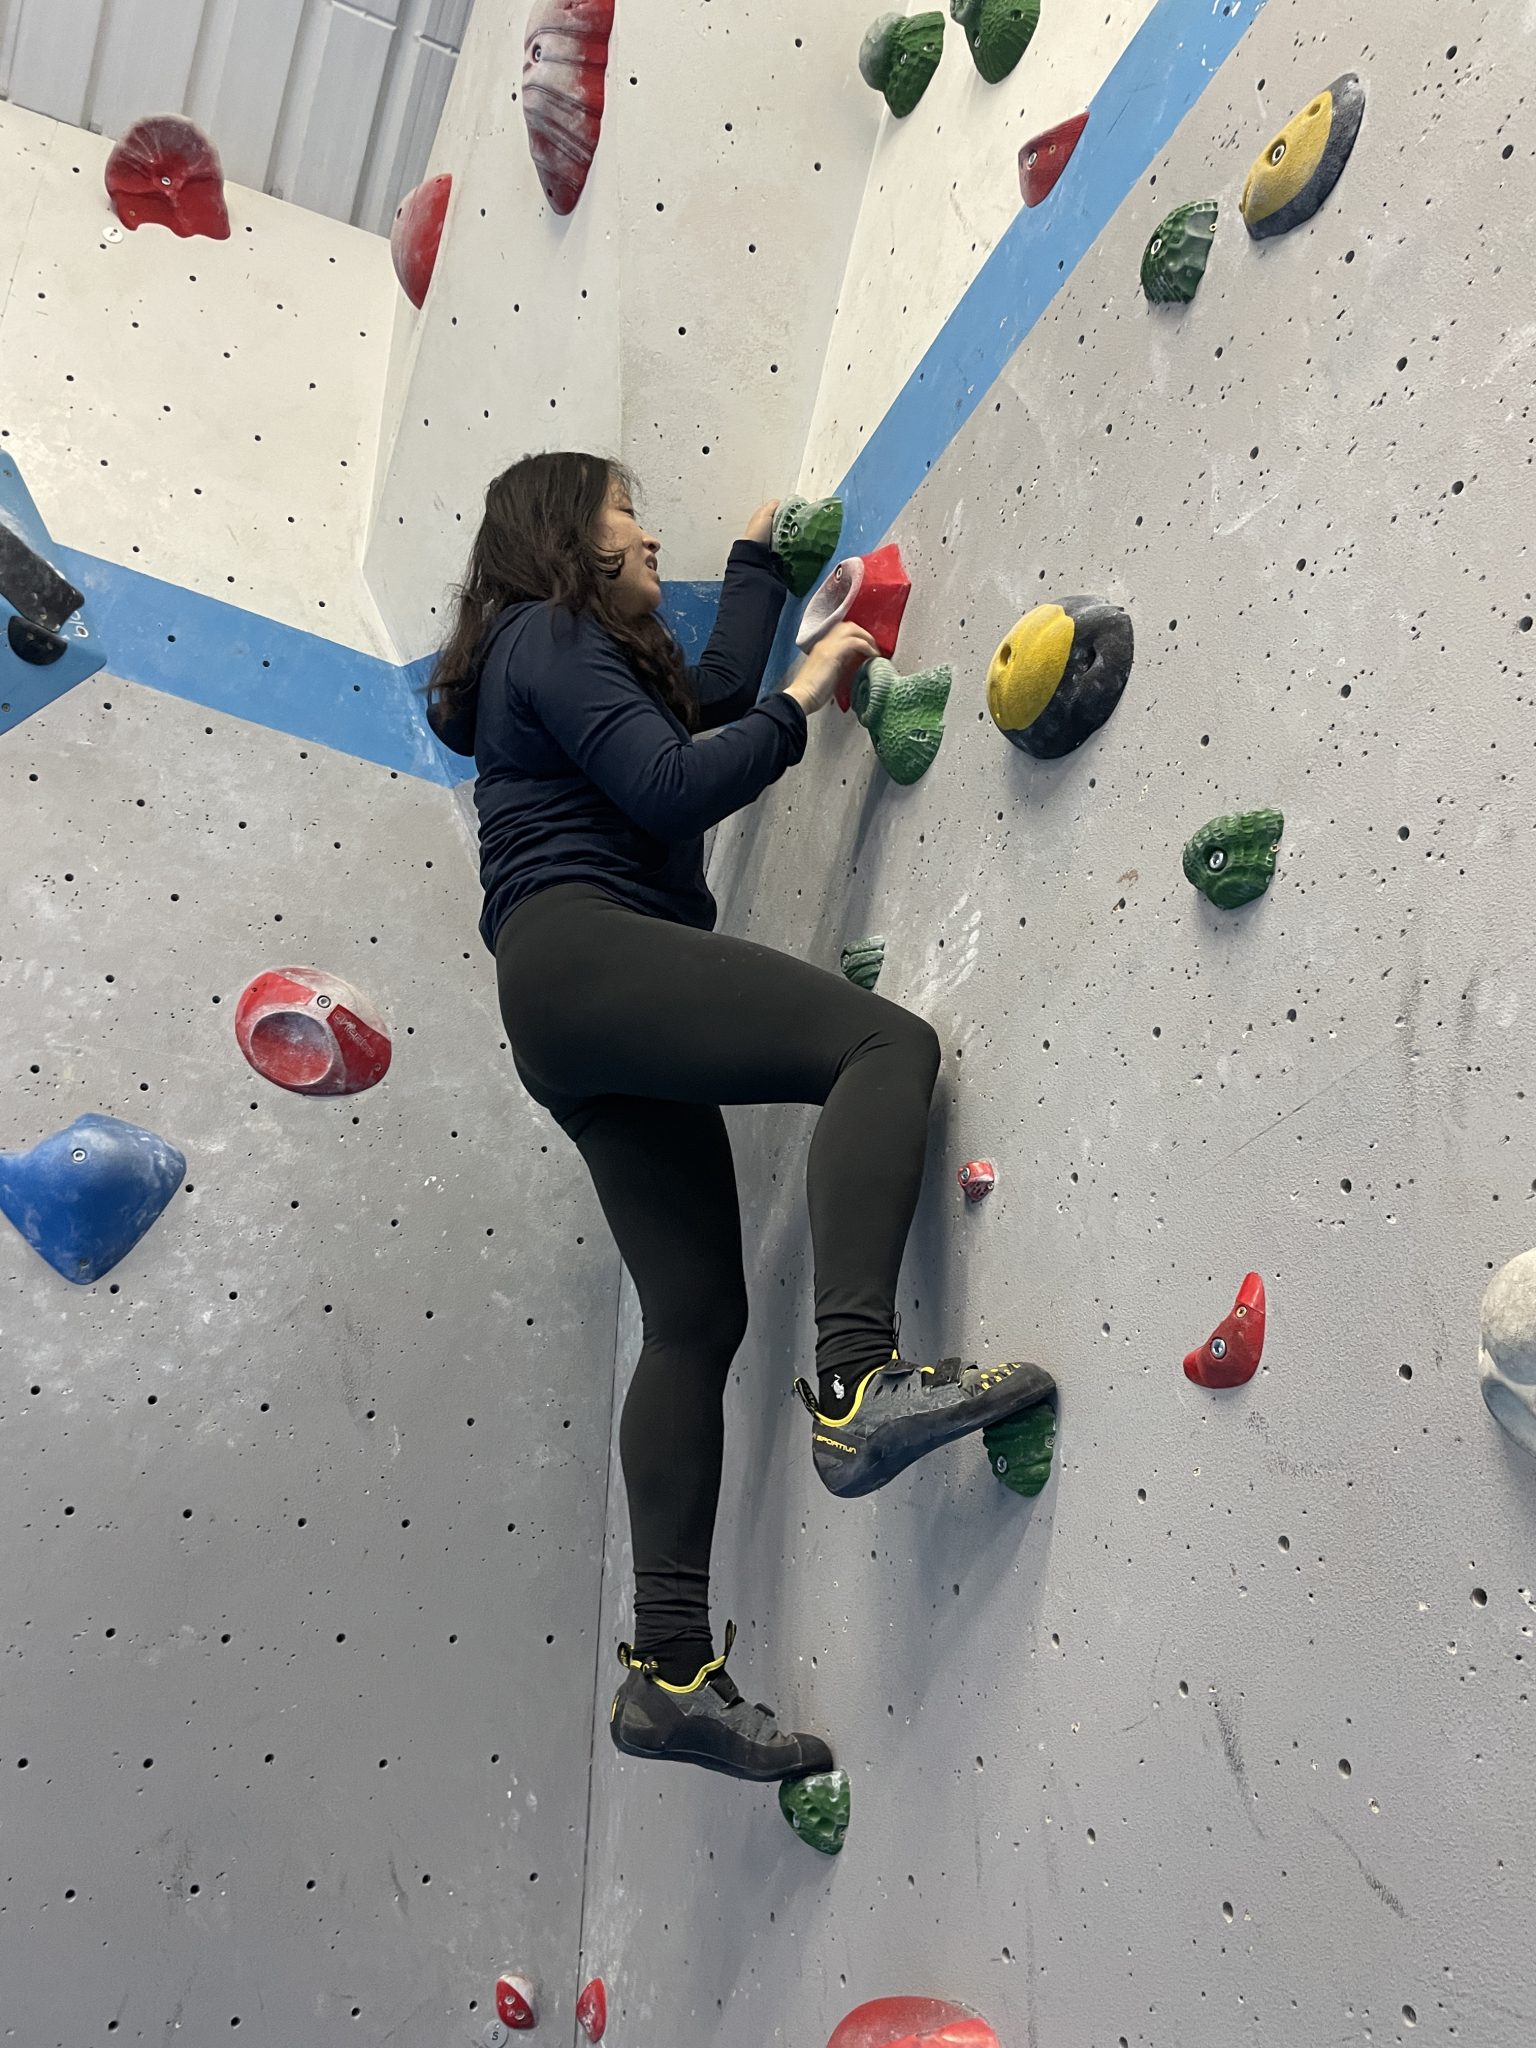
[608,1622,834,1783]
[797,1323,1056,1499]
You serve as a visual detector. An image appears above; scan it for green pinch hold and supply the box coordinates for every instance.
[950,0,1040,84]
[1141,198,1218,304]
[851,657,952,785]
[773,496,845,599]
[1182,807,1284,908]
[859,11,946,118]
[840,936,886,991]
[983,1393,1056,1497]
[779,1769,850,1856]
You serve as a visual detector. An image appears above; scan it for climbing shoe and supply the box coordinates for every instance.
[797,1315,1056,1499]
[608,1621,834,1783]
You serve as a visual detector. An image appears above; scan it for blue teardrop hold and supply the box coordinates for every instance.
[0,1113,186,1283]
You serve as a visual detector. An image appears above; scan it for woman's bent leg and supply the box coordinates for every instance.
[498,886,942,1384]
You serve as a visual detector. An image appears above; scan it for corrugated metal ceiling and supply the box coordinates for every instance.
[0,0,474,235]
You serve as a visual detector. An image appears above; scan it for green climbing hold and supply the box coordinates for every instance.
[1141,199,1218,305]
[840,937,886,991]
[779,1769,850,1856]
[1182,807,1284,908]
[773,496,845,600]
[950,0,1039,84]
[851,658,951,785]
[983,1393,1056,1497]
[859,11,945,118]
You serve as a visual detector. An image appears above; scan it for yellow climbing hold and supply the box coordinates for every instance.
[1241,88,1336,230]
[986,603,1074,734]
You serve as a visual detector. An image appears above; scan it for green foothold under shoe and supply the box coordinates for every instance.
[983,1392,1056,1497]
[779,1768,850,1855]
[851,657,952,785]
[840,936,886,991]
[859,11,945,118]
[951,0,1040,84]
[1141,198,1218,304]
[773,496,845,599]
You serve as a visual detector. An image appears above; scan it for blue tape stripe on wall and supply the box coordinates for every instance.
[9,0,1266,778]
[22,544,729,788]
[52,545,462,786]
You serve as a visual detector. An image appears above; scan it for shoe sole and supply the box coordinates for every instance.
[610,1722,833,1783]
[816,1362,1057,1499]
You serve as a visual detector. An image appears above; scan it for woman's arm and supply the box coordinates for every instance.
[509,604,807,841]
[688,531,790,732]
[425,681,479,758]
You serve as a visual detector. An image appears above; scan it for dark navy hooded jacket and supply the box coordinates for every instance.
[429,539,807,953]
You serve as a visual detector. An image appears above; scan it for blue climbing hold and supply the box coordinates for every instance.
[0,450,106,740]
[0,1113,186,1283]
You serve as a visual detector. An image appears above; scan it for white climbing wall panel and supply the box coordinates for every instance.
[0,96,397,646]
[364,0,883,654]
[0,0,472,231]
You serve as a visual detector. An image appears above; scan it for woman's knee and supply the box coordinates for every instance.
[894,1008,943,1081]
[651,1282,749,1361]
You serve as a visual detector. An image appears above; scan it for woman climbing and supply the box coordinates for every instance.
[425,452,1054,1785]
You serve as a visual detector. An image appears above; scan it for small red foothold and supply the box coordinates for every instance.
[234,968,392,1097]
[958,1160,996,1203]
[495,1972,538,2029]
[105,116,231,239]
[391,172,452,308]
[576,1977,607,2041]
[1184,1272,1266,1388]
[1019,109,1089,208]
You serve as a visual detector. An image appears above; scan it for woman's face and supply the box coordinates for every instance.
[594,474,662,618]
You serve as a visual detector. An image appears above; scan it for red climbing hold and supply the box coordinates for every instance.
[1019,108,1089,208]
[1184,1271,1266,1388]
[523,0,616,215]
[958,1160,996,1203]
[494,1973,537,2029]
[576,1977,607,2041]
[828,1996,1000,2048]
[797,544,913,711]
[234,968,392,1097]
[391,172,452,309]
[104,116,231,239]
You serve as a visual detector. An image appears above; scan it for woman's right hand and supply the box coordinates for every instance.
[784,622,882,716]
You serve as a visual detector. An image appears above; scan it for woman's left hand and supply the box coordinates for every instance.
[742,500,780,546]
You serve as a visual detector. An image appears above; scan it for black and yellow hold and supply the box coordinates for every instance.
[986,596,1135,759]
[1241,72,1367,241]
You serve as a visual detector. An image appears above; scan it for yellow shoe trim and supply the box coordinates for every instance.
[652,1648,729,1697]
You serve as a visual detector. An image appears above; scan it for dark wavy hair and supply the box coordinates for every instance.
[422,452,694,750]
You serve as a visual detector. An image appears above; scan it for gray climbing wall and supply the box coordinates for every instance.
[577,3,1536,2044]
[0,678,617,2040]
[5,0,1535,2038]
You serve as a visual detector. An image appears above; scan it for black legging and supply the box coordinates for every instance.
[495,881,942,1667]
